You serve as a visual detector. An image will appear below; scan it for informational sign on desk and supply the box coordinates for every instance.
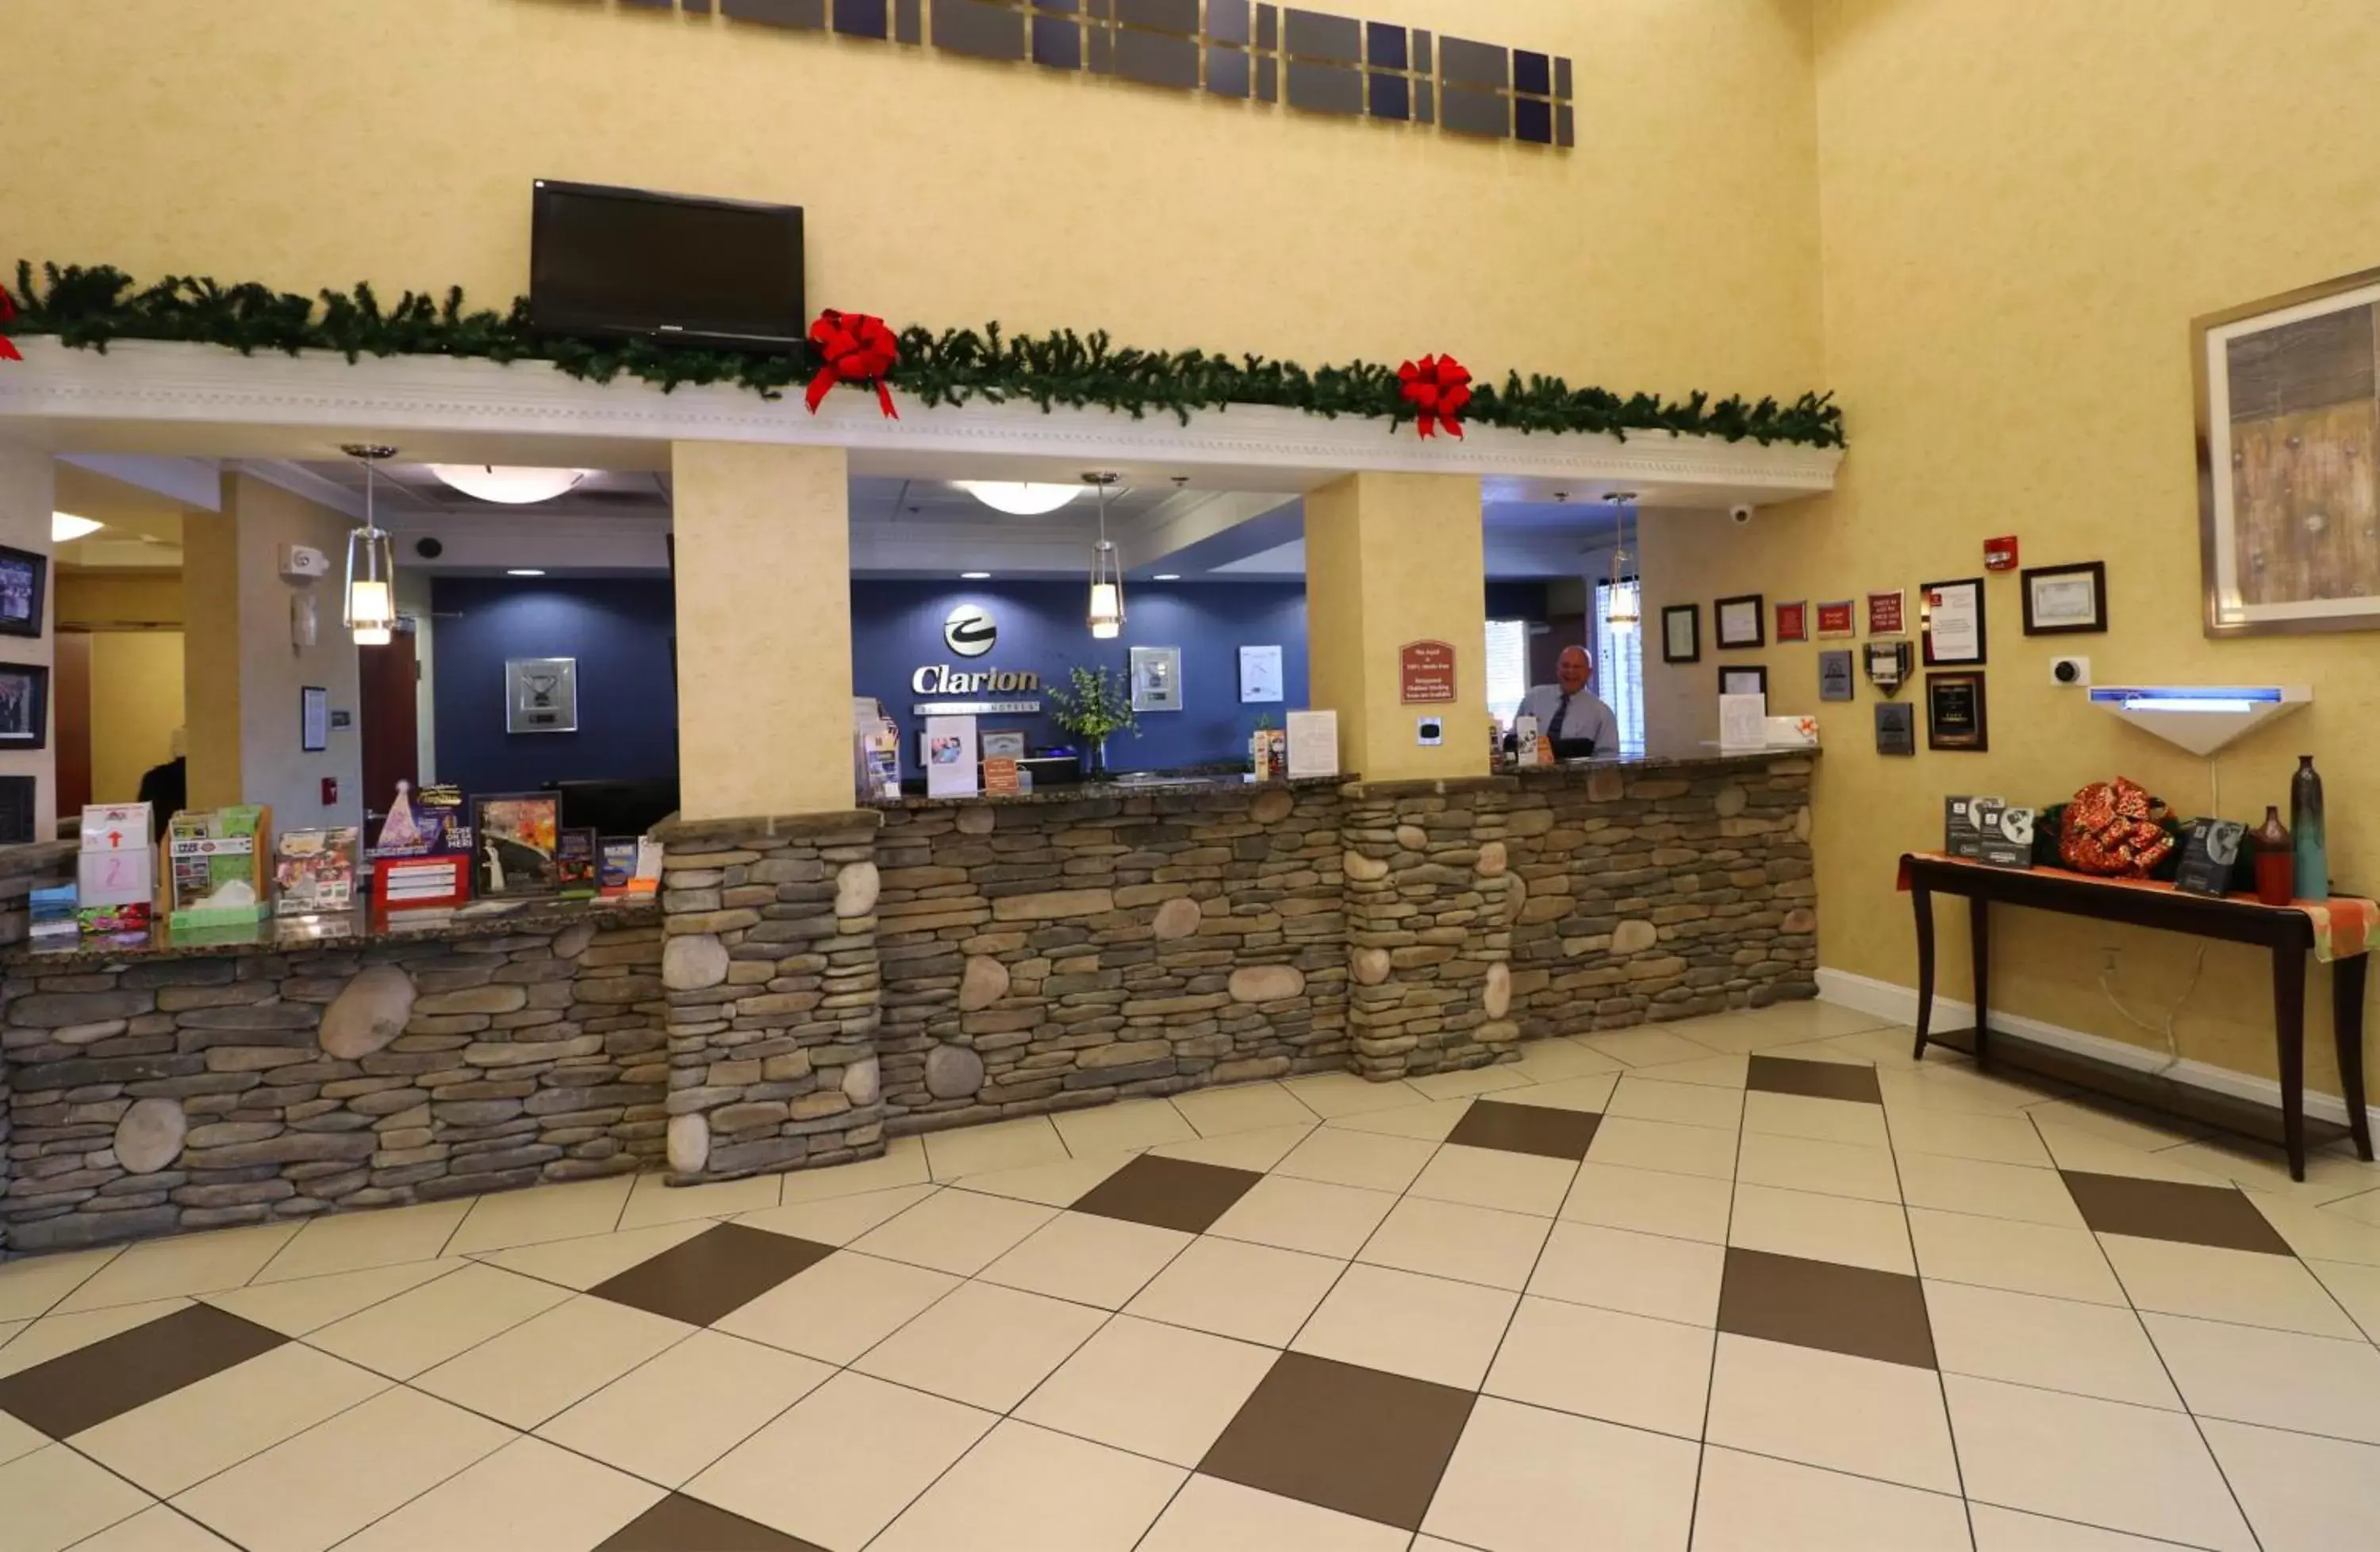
[1399,640,1457,704]
[1286,710,1339,779]
[923,715,980,800]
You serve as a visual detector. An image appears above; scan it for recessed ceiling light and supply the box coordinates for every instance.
[960,571,992,580]
[1153,574,1180,582]
[506,568,547,577]
[52,512,103,543]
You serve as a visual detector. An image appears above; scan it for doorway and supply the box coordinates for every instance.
[359,621,420,813]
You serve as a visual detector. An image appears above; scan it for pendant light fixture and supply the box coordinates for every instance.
[954,481,1083,517]
[428,464,592,505]
[342,444,400,647]
[1083,471,1125,640]
[1603,490,1641,633]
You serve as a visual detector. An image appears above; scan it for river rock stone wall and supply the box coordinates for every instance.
[0,915,664,1254]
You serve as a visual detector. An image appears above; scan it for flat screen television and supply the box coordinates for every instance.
[531,179,805,351]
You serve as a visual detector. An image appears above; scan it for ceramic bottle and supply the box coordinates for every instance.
[2254,806,2294,907]
[2291,755,2328,901]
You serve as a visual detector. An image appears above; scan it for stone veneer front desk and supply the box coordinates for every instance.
[0,751,1816,1256]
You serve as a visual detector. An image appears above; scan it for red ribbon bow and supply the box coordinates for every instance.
[0,288,21,363]
[1397,354,1472,439]
[804,309,899,418]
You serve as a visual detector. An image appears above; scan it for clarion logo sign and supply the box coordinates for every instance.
[912,664,1043,695]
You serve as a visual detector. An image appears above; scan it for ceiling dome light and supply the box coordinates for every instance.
[52,512,103,543]
[956,482,1084,517]
[428,465,593,505]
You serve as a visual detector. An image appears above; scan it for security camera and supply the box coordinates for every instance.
[413,536,444,559]
[2051,656,2090,686]
[1729,505,1754,526]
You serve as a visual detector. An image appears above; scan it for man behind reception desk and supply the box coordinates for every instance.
[1508,645,1619,759]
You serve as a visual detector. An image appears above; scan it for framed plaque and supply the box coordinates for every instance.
[2021,561,2107,636]
[505,657,579,734]
[1660,604,1700,664]
[1925,671,1989,751]
[1129,645,1183,713]
[1714,594,1765,650]
[1775,601,1809,643]
[1919,577,1987,666]
[1815,600,1856,638]
[1866,590,1906,636]
[1399,640,1457,703]
[1818,650,1855,702]
[1875,701,1916,755]
[1718,664,1768,697]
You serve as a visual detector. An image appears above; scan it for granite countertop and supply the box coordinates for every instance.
[872,772,1352,811]
[4,897,659,969]
[1507,742,1821,778]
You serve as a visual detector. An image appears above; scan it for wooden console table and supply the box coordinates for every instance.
[1899,851,2376,1181]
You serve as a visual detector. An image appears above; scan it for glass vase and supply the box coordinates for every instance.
[2291,755,2328,901]
[2254,805,2294,907]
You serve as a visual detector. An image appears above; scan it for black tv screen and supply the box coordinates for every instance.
[532,179,805,350]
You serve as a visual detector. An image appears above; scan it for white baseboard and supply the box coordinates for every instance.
[1815,966,2379,1134]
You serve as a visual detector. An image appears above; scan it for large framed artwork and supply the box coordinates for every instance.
[0,545,48,640]
[2197,265,2380,635]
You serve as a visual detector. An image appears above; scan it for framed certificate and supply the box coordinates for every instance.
[1920,578,1987,666]
[1718,665,1768,697]
[1714,594,1765,649]
[2021,562,2107,636]
[1238,643,1285,703]
[1660,605,1700,663]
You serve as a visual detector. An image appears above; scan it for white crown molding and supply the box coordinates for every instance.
[0,339,1843,502]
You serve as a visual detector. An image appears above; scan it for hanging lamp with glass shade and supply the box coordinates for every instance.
[342,444,400,647]
[1603,490,1641,633]
[1083,471,1126,640]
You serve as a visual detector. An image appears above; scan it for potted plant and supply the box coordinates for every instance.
[1046,664,1138,780]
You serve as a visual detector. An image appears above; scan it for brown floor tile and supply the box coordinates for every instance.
[1199,1351,1476,1531]
[2059,1170,2292,1255]
[1718,1247,1937,1370]
[597,1491,827,1551]
[1747,1056,1884,1105]
[0,1302,286,1439]
[1070,1154,1264,1235]
[1445,1100,1604,1161]
[591,1223,837,1327]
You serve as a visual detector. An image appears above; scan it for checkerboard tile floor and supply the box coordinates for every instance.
[6,1001,2380,1550]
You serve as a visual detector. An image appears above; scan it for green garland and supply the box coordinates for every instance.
[9,261,1844,448]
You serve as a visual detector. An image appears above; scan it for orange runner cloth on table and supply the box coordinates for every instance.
[1895,852,2380,963]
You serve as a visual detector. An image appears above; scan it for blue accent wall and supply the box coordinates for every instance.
[851,580,1309,773]
[430,577,680,797]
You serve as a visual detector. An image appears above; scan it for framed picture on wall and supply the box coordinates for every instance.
[1815,600,1857,638]
[301,686,329,752]
[471,793,561,897]
[1775,601,1809,643]
[2021,561,2108,635]
[1130,645,1183,713]
[0,662,50,750]
[1925,671,1989,751]
[0,545,49,639]
[1718,665,1768,697]
[505,657,579,735]
[981,728,1028,760]
[1714,594,1765,649]
[1238,643,1284,703]
[1919,577,1987,666]
[1660,605,1700,663]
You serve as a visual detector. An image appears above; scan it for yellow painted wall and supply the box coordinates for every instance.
[1642,0,2380,1098]
[0,0,1822,404]
[90,632,185,804]
[58,571,183,629]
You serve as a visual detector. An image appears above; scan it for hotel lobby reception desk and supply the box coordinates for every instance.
[0,754,1817,1254]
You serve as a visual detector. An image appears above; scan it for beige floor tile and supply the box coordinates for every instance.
[1890,1106,2054,1167]
[251,1199,474,1283]
[922,1114,1069,1180]
[714,1249,959,1365]
[734,1181,939,1245]
[2310,1257,2380,1340]
[616,1171,781,1230]
[1274,1125,1439,1192]
[872,1419,1184,1552]
[1944,1372,2255,1552]
[1967,1504,2202,1550]
[70,1504,243,1551]
[1281,1070,1430,1119]
[1560,1161,1735,1243]
[1691,1446,1971,1552]
[56,1223,302,1313]
[1585,1028,1727,1069]
[1291,1262,1518,1390]
[2145,1311,2380,1443]
[202,1258,463,1337]
[1407,1141,1579,1217]
[849,1185,1058,1274]
[1907,1208,2129,1305]
[1403,1064,1534,1101]
[1738,1131,1902,1203]
[685,1370,995,1550]
[1423,1395,1699,1552]
[0,1443,155,1552]
[1507,1039,1626,1082]
[1016,1314,1276,1466]
[1898,1150,2084,1227]
[468,1220,711,1290]
[171,1385,515,1552]
[1818,1024,1946,1069]
[1484,1294,1712,1439]
[0,1318,24,1354]
[306,1261,574,1380]
[2035,1123,2239,1187]
[0,1246,121,1322]
[2159,1135,2380,1204]
[1675,1016,1837,1058]
[1706,1334,1959,1493]
[1491,1072,1620,1112]
[1207,1174,1399,1258]
[1172,1081,1320,1136]
[980,1210,1192,1308]
[1138,1473,1411,1552]
[1926,1280,2180,1410]
[1148,1121,1314,1173]
[1737,1001,1901,1041]
[1743,1089,1891,1148]
[1360,1196,1553,1291]
[414,1294,693,1429]
[954,1154,1134,1208]
[336,1435,662,1552]
[1630,1052,1753,1089]
[1122,1235,1343,1347]
[2099,1233,2363,1338]
[2255,1193,2380,1266]
[2326,1185,2380,1227]
[75,1342,388,1497]
[0,1298,189,1378]
[854,1279,1107,1411]
[538,1328,833,1487]
[1530,1219,1726,1324]
[441,1175,635,1257]
[1883,1064,2062,1118]
[777,1134,931,1204]
[2023,1098,2211,1151]
[1052,1097,1195,1154]
[1606,1074,1745,1132]
[1586,1115,1741,1180]
[2202,1416,2380,1552]
[1322,1097,1478,1142]
[1761,1038,1881,1067]
[1727,1182,1914,1274]
[0,1407,46,1468]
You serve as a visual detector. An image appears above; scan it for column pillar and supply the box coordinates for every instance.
[0,450,57,838]
[1303,472,1489,783]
